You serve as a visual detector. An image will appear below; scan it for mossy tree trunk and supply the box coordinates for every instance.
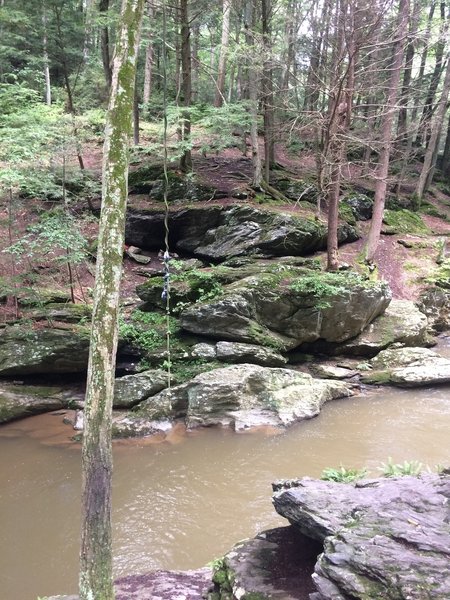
[79,1,145,599]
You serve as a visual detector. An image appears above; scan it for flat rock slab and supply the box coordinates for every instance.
[47,568,212,600]
[362,346,450,386]
[273,474,450,599]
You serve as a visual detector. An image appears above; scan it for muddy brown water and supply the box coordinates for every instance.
[1,343,450,600]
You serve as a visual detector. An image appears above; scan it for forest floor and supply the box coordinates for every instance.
[1,138,450,323]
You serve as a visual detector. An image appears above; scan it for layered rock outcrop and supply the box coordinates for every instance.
[273,473,450,599]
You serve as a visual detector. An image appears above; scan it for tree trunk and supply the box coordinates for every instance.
[366,0,409,263]
[179,0,192,172]
[79,1,145,599]
[396,0,420,140]
[99,0,113,92]
[442,111,450,176]
[244,0,262,187]
[191,21,200,102]
[214,0,231,107]
[418,2,448,146]
[262,0,275,181]
[416,54,450,199]
[142,0,154,108]
[42,1,51,106]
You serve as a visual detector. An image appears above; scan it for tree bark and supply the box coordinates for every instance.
[418,2,448,146]
[442,111,450,176]
[142,0,154,107]
[244,0,262,187]
[42,1,51,106]
[99,0,113,92]
[416,54,450,199]
[396,0,420,140]
[214,0,231,107]
[366,0,409,263]
[179,0,192,172]
[79,1,145,599]
[262,0,275,181]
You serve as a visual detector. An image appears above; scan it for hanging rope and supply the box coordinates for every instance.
[161,0,171,391]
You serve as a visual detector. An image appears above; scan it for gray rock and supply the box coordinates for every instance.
[419,287,450,332]
[342,193,373,221]
[209,526,320,599]
[0,383,83,424]
[47,567,213,600]
[112,414,174,439]
[308,364,359,379]
[0,325,90,375]
[137,364,352,432]
[362,346,450,386]
[126,205,358,260]
[333,299,428,356]
[273,474,450,599]
[181,271,391,351]
[177,205,356,260]
[190,343,217,359]
[26,302,92,324]
[113,370,168,408]
[216,341,287,367]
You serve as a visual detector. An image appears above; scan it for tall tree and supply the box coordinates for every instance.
[214,0,231,107]
[366,0,410,263]
[79,1,145,599]
[244,0,262,187]
[142,0,154,107]
[100,0,113,91]
[179,0,192,171]
[416,53,450,199]
[262,0,275,180]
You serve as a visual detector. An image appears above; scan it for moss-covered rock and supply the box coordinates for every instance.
[128,164,222,202]
[180,269,391,351]
[382,209,429,235]
[134,363,352,431]
[113,369,168,408]
[271,175,320,204]
[362,346,450,386]
[0,383,83,423]
[125,205,359,260]
[0,324,90,375]
[342,193,373,221]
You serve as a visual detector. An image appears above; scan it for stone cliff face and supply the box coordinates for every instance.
[272,473,450,599]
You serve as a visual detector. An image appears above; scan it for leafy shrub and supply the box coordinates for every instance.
[379,458,424,477]
[321,465,368,483]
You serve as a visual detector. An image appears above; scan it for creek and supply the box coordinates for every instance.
[1,341,450,600]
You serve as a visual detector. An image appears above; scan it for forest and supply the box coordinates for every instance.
[1,1,450,600]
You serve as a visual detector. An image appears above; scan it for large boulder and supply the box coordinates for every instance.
[418,287,450,332]
[180,271,391,351]
[125,205,358,260]
[307,299,428,357]
[176,205,357,260]
[273,474,450,599]
[135,364,353,432]
[113,370,168,408]
[340,299,428,354]
[0,325,90,375]
[190,340,287,367]
[128,164,223,202]
[361,346,450,386]
[0,383,83,423]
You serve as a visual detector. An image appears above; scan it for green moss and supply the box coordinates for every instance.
[361,370,392,384]
[338,202,357,225]
[382,209,429,234]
